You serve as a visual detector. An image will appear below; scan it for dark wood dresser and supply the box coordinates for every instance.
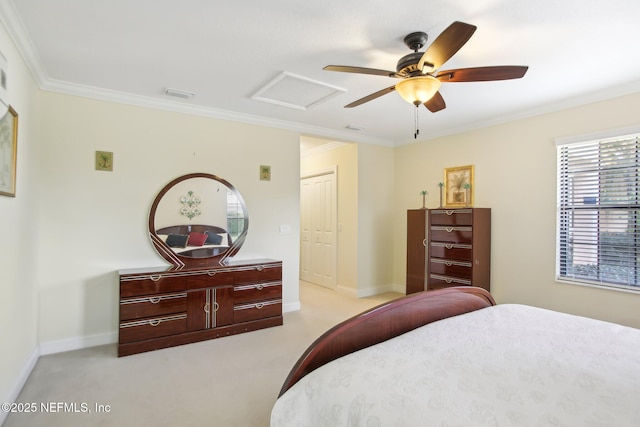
[118,258,282,356]
[406,208,490,293]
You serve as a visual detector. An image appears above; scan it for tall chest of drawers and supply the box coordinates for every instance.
[406,208,491,294]
[427,208,491,291]
[118,259,282,356]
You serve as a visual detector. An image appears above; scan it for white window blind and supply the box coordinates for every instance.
[557,134,640,291]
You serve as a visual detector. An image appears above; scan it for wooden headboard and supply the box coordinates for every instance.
[278,286,496,397]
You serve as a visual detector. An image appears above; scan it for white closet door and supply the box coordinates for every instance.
[300,172,336,289]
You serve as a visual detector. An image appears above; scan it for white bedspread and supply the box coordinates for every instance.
[271,304,640,426]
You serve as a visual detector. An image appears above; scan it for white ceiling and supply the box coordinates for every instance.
[3,0,640,146]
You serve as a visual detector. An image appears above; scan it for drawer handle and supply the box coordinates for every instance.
[150,275,161,282]
[445,227,454,233]
[446,210,454,215]
[213,302,220,312]
[149,297,160,304]
[255,303,264,309]
[445,244,454,249]
[256,284,264,290]
[207,271,217,276]
[256,266,265,272]
[422,239,426,247]
[445,261,453,266]
[149,319,161,327]
[445,278,453,284]
[204,303,210,313]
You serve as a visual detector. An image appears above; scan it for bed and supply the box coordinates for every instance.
[272,287,640,426]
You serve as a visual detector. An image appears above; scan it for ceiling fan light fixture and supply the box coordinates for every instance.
[395,76,441,106]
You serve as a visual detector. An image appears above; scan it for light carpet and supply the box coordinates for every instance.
[3,281,401,427]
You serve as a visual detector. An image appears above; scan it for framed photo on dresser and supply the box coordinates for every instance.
[444,165,473,207]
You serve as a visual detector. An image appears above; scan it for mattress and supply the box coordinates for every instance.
[271,304,640,426]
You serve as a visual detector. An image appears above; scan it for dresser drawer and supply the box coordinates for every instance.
[429,259,472,279]
[120,293,187,321]
[120,275,186,298]
[234,265,282,284]
[186,271,234,290]
[234,282,282,305]
[430,209,473,226]
[429,274,471,287]
[234,300,282,323]
[430,226,472,243]
[430,242,472,261]
[119,314,187,343]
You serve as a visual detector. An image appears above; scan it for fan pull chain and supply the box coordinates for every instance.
[414,105,420,139]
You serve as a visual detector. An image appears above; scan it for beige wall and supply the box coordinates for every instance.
[393,91,640,328]
[0,22,40,416]
[357,143,396,295]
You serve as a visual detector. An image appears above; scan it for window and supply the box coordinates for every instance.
[556,130,640,292]
[226,189,244,240]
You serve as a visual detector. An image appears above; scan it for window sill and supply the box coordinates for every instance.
[555,277,640,295]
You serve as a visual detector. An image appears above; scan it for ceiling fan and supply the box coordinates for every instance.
[324,21,528,112]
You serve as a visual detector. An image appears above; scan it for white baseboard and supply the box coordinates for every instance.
[356,283,403,298]
[39,331,117,356]
[336,284,358,298]
[336,283,404,299]
[1,346,39,427]
[390,283,407,294]
[282,301,301,313]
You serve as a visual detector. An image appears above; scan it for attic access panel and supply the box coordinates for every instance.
[251,71,345,111]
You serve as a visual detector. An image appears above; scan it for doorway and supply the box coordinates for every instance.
[300,169,337,289]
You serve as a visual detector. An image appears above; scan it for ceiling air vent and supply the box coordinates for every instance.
[164,88,196,99]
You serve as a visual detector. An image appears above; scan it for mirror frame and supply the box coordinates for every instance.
[148,172,249,269]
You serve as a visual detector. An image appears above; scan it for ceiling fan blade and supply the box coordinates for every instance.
[324,65,400,78]
[345,85,396,108]
[418,21,477,72]
[424,91,446,112]
[437,66,528,82]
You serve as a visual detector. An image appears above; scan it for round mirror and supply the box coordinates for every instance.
[148,173,249,269]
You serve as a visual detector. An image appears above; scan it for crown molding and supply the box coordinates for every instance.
[45,77,395,146]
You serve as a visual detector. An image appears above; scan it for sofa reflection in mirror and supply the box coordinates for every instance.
[156,224,231,258]
[148,173,248,269]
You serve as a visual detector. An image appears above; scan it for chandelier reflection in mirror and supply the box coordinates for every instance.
[180,191,201,220]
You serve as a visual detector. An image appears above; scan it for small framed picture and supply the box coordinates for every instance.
[0,106,18,197]
[444,165,474,207]
[95,151,113,171]
[260,165,271,181]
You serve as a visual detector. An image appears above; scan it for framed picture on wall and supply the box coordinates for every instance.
[0,106,18,197]
[444,165,474,207]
